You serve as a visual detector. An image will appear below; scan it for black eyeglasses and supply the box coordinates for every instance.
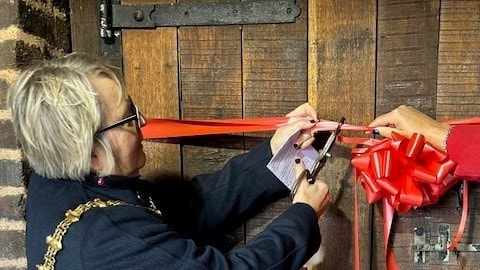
[96,96,145,134]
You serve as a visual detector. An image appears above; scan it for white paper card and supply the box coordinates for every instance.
[267,130,319,190]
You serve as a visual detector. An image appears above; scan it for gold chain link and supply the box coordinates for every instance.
[35,198,127,270]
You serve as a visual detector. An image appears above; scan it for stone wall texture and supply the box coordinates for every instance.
[0,0,70,268]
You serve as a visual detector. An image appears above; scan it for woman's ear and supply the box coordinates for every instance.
[90,147,104,172]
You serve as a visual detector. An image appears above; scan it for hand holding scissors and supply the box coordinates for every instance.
[291,117,345,198]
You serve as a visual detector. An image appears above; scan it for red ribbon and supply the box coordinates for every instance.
[141,117,371,139]
[141,117,288,139]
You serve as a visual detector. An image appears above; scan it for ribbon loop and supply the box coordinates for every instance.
[351,132,458,212]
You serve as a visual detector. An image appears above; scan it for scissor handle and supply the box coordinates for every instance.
[290,169,307,198]
[307,163,323,184]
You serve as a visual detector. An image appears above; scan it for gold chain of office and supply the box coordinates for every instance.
[36,198,160,270]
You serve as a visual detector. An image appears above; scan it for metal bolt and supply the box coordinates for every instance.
[415,227,425,236]
[134,10,144,22]
[286,7,292,14]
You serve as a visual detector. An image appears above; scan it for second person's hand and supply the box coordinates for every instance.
[368,105,451,150]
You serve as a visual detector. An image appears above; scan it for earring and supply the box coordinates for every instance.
[96,173,105,186]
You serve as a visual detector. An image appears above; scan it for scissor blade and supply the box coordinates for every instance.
[318,117,345,158]
[308,117,345,181]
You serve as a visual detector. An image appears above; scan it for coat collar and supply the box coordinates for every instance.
[85,172,142,189]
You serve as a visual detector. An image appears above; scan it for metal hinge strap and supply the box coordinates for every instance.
[100,0,301,57]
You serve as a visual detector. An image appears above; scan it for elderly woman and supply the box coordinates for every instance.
[9,54,330,270]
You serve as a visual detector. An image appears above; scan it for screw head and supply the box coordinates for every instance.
[134,10,145,22]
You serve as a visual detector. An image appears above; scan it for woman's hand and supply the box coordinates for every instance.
[369,105,451,150]
[292,158,330,218]
[270,103,319,155]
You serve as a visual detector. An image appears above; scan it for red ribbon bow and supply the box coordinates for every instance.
[351,132,458,213]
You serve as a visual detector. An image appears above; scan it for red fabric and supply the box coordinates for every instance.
[447,125,480,179]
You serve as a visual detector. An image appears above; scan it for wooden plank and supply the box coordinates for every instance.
[308,0,376,269]
[122,0,180,181]
[431,0,480,268]
[437,0,480,120]
[69,0,101,55]
[178,20,244,179]
[376,0,440,116]
[374,0,441,269]
[177,0,245,248]
[179,26,242,120]
[242,0,309,149]
[242,0,309,252]
[243,0,309,118]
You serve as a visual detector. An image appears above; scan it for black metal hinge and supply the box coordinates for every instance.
[100,0,301,58]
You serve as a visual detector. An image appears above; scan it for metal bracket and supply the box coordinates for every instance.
[100,0,122,58]
[411,224,450,263]
[100,0,301,57]
[455,244,480,252]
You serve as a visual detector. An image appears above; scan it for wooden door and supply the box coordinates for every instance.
[372,1,480,269]
[70,0,480,269]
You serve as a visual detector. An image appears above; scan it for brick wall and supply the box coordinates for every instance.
[0,0,70,269]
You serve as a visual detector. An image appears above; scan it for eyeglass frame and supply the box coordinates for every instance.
[95,96,144,134]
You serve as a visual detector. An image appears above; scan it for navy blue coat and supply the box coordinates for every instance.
[26,141,321,269]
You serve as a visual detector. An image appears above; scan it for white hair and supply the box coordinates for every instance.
[8,54,125,180]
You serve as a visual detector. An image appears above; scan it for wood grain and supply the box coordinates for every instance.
[308,0,376,269]
[373,0,441,269]
[242,0,309,260]
[178,20,243,179]
[437,0,480,120]
[70,0,101,55]
[376,0,440,117]
[122,0,180,181]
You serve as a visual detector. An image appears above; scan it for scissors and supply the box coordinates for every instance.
[290,117,345,198]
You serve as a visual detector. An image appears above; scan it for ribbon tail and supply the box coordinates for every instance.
[383,198,399,270]
[448,180,469,251]
[354,181,360,270]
